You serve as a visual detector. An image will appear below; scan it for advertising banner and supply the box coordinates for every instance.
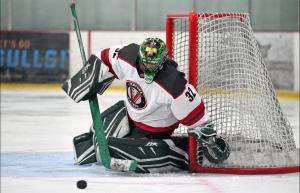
[0,31,69,83]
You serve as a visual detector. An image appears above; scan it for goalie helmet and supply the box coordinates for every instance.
[139,37,168,84]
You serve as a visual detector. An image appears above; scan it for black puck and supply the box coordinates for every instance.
[77,180,87,189]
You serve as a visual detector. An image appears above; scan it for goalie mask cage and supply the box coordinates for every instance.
[166,12,300,174]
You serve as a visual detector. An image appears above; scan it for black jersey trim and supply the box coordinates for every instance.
[118,43,139,67]
[118,43,145,78]
[154,60,187,99]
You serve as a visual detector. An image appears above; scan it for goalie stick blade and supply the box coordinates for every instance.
[110,158,138,171]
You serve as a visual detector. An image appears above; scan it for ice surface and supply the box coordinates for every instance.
[1,89,299,193]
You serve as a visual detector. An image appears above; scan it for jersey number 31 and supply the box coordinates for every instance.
[185,87,196,102]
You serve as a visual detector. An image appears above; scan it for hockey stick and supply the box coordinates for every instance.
[70,3,137,171]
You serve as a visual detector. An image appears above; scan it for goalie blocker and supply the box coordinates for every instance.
[73,101,230,173]
[62,55,115,103]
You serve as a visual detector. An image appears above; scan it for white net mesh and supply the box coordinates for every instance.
[171,13,299,169]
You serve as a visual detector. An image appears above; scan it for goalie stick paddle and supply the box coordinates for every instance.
[70,3,137,172]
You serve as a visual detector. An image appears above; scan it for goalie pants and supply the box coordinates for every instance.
[73,100,189,173]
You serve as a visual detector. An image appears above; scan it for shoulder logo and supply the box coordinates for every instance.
[112,48,120,59]
[126,81,147,110]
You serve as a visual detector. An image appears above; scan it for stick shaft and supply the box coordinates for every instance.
[70,3,86,64]
[69,3,137,171]
[70,3,111,167]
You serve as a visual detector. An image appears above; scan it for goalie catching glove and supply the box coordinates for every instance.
[62,55,115,103]
[188,123,230,164]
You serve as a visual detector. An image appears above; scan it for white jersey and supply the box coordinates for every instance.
[97,43,209,133]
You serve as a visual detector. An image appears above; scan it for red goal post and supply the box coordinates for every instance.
[166,12,300,174]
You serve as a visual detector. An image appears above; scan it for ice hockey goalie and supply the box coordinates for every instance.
[62,37,230,173]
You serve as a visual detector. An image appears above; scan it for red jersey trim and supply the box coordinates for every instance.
[128,114,179,132]
[100,48,119,79]
[179,101,205,126]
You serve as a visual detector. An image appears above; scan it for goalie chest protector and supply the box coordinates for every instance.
[98,43,209,133]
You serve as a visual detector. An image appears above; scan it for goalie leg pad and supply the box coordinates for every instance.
[107,136,189,173]
[73,132,97,165]
[74,100,130,164]
[62,54,115,103]
[92,100,130,162]
[101,100,130,138]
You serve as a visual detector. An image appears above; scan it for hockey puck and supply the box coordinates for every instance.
[77,180,87,189]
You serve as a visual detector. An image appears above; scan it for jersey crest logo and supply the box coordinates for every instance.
[126,81,147,109]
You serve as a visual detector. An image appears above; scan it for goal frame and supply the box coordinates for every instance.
[166,12,300,174]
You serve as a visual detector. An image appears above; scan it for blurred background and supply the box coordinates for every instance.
[0,0,299,95]
[0,3,299,192]
[1,0,299,31]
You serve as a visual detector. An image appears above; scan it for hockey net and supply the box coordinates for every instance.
[167,12,299,174]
